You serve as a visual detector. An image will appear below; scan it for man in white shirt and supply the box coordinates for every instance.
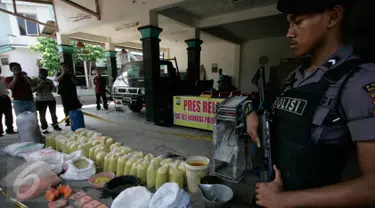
[0,66,16,136]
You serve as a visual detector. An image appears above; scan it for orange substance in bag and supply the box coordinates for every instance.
[57,184,73,199]
[74,195,93,207]
[82,200,102,208]
[70,191,87,200]
[17,173,61,201]
[45,188,59,202]
[48,199,67,208]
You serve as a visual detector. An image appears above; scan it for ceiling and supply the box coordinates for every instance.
[217,14,288,41]
[78,15,223,48]
[159,0,281,44]
[175,0,277,19]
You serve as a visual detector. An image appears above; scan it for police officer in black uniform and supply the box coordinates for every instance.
[247,0,375,207]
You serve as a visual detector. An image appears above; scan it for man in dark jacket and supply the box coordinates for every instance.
[93,69,108,110]
[0,66,16,136]
[56,63,82,126]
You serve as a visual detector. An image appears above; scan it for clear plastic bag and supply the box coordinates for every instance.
[120,147,133,155]
[130,159,143,177]
[16,111,41,143]
[61,157,96,181]
[146,156,164,188]
[75,128,86,134]
[116,155,130,176]
[88,146,99,160]
[103,153,113,172]
[0,161,61,202]
[178,161,187,183]
[169,165,184,188]
[3,142,44,157]
[124,157,137,175]
[160,158,173,166]
[21,148,64,174]
[144,153,154,162]
[137,161,148,185]
[155,164,169,190]
[95,151,107,168]
[110,143,122,152]
[133,152,144,159]
[109,153,121,173]
[173,160,182,168]
[111,187,152,208]
[150,155,163,166]
[146,161,159,189]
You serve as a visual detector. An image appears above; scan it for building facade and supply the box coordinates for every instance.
[0,0,53,77]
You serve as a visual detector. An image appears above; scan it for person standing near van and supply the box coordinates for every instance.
[93,69,108,110]
[0,66,16,136]
[33,69,62,134]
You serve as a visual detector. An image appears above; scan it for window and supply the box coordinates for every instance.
[17,13,39,36]
[1,58,9,66]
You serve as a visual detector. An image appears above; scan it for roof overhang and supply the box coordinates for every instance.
[0,44,15,53]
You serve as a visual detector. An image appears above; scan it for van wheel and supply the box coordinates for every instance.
[129,104,143,113]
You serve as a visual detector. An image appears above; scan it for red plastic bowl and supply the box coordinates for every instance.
[88,172,115,189]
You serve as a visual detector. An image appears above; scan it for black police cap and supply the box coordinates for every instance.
[277,0,352,14]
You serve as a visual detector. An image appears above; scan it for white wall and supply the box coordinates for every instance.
[239,37,293,93]
[5,2,52,46]
[168,41,239,89]
[8,48,41,77]
[201,42,237,89]
[167,43,187,71]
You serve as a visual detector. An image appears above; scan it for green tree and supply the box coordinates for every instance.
[30,38,105,88]
[29,36,60,74]
[70,41,105,88]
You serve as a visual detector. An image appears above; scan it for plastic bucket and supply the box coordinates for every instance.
[70,110,85,131]
[185,156,210,193]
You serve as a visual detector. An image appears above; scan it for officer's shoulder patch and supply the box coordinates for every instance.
[362,82,375,93]
[369,92,375,99]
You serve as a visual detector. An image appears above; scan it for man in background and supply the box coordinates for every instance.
[218,68,225,90]
[0,66,16,136]
[56,63,82,126]
[33,69,62,134]
[93,69,108,110]
[4,62,35,115]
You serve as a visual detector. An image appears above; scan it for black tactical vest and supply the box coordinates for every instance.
[271,59,364,191]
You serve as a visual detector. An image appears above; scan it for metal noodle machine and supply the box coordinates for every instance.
[211,96,253,183]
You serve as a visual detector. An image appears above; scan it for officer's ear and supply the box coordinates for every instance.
[326,5,345,29]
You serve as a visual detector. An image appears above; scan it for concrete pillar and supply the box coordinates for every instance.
[185,28,202,84]
[104,40,117,87]
[56,33,74,73]
[138,11,162,123]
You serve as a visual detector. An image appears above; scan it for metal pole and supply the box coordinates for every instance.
[51,0,59,32]
[0,8,57,29]
[60,0,99,19]
[12,0,17,14]
[94,0,101,20]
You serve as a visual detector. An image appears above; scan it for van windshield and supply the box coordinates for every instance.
[120,62,171,78]
[121,62,144,78]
